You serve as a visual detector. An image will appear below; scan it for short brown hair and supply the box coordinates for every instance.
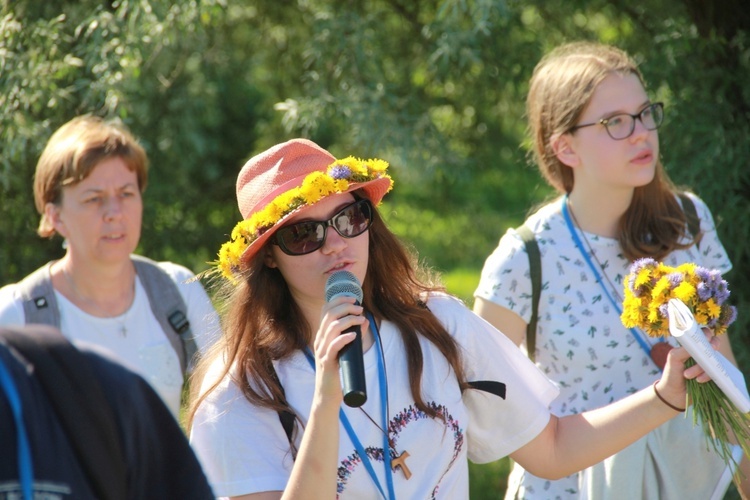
[33,115,148,238]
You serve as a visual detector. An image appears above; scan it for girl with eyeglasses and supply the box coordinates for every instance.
[187,137,720,499]
[474,41,747,499]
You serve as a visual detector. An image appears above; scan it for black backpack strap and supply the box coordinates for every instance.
[515,224,541,363]
[131,255,197,375]
[16,262,61,328]
[0,326,127,500]
[514,197,694,364]
[677,192,702,246]
[467,380,506,399]
[17,257,198,375]
[279,409,295,450]
[268,362,297,459]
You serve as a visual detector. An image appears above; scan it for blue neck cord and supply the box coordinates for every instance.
[561,195,658,365]
[0,358,34,500]
[303,313,395,499]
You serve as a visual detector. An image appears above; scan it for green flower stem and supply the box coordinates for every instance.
[685,358,750,477]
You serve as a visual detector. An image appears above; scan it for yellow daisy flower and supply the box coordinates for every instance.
[216,155,393,281]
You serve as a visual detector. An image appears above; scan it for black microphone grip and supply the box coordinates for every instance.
[338,313,367,407]
[325,270,367,408]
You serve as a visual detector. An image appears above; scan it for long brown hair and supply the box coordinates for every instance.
[527,41,699,260]
[187,199,467,438]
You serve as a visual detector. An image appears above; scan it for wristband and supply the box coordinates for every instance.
[653,380,686,412]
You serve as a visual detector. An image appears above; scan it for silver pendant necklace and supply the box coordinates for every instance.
[62,266,132,337]
[358,321,412,480]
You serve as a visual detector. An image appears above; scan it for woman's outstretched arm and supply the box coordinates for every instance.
[511,344,706,479]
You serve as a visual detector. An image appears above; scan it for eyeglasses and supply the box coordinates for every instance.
[569,102,664,140]
[273,199,373,256]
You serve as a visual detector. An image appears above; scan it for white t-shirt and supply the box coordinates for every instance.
[475,193,735,499]
[190,293,559,498]
[0,261,221,417]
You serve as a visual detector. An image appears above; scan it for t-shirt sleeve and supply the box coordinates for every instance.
[189,362,294,497]
[0,284,26,326]
[684,193,732,273]
[474,228,535,323]
[157,262,222,359]
[426,294,559,463]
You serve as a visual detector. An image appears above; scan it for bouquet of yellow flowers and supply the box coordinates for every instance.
[621,258,748,470]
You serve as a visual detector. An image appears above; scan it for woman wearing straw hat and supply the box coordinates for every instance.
[187,138,715,499]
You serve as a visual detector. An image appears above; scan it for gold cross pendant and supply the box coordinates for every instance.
[391,450,412,480]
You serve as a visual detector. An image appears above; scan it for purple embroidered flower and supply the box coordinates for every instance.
[335,401,465,498]
[368,446,385,462]
[337,453,362,493]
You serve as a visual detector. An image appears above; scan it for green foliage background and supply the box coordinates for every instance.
[2,1,749,497]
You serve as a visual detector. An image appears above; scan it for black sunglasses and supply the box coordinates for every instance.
[273,199,374,256]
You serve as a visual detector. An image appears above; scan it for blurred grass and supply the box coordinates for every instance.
[469,458,512,499]
[442,266,481,307]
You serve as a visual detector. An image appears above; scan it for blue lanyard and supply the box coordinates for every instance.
[303,313,396,500]
[0,357,34,500]
[560,196,657,364]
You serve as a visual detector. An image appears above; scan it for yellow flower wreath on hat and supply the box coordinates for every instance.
[218,156,392,280]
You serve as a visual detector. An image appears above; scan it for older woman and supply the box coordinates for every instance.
[0,115,219,416]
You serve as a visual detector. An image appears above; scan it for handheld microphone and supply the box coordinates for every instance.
[325,270,367,408]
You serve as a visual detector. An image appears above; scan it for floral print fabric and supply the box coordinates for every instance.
[475,194,731,499]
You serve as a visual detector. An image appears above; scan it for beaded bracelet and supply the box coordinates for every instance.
[652,380,686,412]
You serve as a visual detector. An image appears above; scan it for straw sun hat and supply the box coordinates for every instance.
[217,138,393,280]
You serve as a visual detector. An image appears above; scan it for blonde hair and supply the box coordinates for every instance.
[527,41,698,260]
[33,115,148,238]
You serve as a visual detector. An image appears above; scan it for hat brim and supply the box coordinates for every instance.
[239,176,392,264]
